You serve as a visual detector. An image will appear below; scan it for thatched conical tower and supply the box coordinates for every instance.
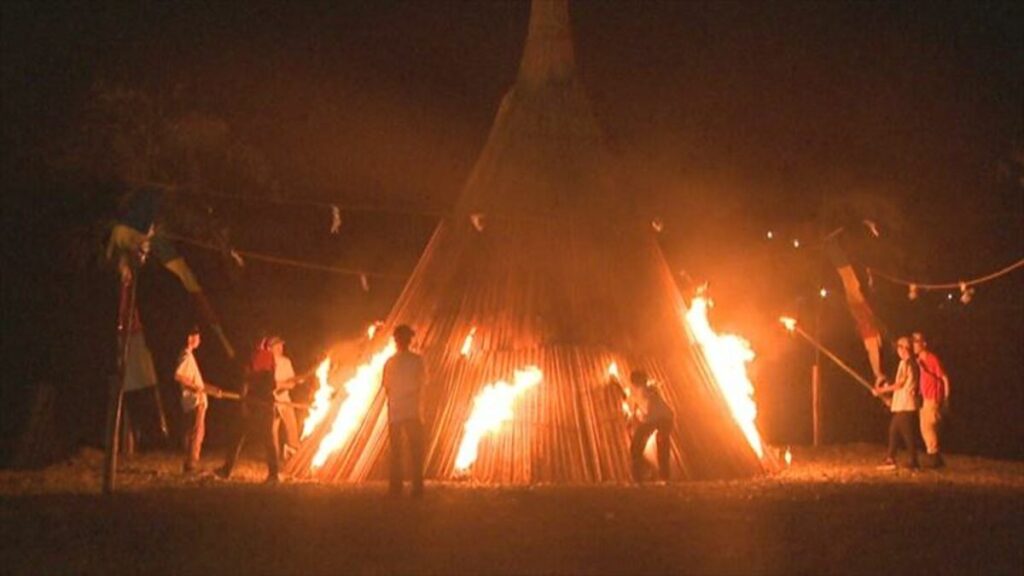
[288,0,766,483]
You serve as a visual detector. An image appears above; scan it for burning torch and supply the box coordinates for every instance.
[780,317,890,407]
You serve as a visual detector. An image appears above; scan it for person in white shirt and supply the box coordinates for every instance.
[381,324,426,497]
[268,336,300,460]
[873,336,920,470]
[175,327,208,473]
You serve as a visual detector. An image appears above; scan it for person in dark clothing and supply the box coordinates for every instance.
[216,337,280,483]
[629,369,674,483]
[381,324,426,497]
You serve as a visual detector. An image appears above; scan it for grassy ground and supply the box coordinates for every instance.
[1,444,1021,575]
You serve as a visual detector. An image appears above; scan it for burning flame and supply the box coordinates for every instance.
[780,316,797,333]
[302,357,335,439]
[685,296,765,459]
[608,362,633,419]
[454,366,543,473]
[784,447,793,466]
[607,361,620,381]
[460,327,477,357]
[366,321,383,340]
[310,341,397,469]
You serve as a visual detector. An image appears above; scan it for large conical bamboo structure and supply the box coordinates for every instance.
[287,0,767,484]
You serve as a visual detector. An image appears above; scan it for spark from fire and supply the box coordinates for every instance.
[454,366,543,473]
[780,316,797,333]
[311,341,397,469]
[302,357,335,439]
[460,327,477,357]
[685,296,765,459]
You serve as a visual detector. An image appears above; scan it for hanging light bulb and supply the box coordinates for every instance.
[908,284,919,301]
[819,287,828,299]
[651,218,664,233]
[766,230,774,240]
[792,239,801,249]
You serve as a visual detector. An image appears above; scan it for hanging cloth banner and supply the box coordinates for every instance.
[824,238,886,384]
[106,188,235,358]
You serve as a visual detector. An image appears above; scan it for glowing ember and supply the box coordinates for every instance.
[310,341,397,469]
[685,295,765,459]
[607,361,620,381]
[780,316,798,333]
[454,366,543,473]
[302,357,335,439]
[460,327,477,357]
[366,321,383,340]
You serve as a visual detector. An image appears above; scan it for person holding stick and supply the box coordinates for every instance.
[216,336,280,483]
[268,336,301,461]
[873,336,920,470]
[175,326,208,474]
[629,369,674,483]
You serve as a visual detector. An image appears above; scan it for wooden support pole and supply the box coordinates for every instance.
[811,364,821,447]
[104,276,136,494]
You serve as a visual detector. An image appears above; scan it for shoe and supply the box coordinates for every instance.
[906,462,920,471]
[263,474,281,485]
[214,465,231,480]
[876,459,896,471]
[931,454,945,469]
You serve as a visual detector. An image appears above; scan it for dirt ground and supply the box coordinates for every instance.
[1,444,1021,575]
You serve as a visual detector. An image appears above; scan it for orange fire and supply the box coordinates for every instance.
[684,295,765,459]
[460,327,477,357]
[454,366,543,473]
[311,341,397,469]
[366,321,383,340]
[302,357,335,439]
[608,361,633,419]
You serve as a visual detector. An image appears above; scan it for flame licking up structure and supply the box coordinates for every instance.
[302,357,335,439]
[684,296,765,459]
[311,340,397,469]
[454,366,543,473]
[607,361,633,419]
[460,327,477,357]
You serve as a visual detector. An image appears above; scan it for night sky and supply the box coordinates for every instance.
[2,1,1021,461]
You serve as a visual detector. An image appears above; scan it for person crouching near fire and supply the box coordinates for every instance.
[381,324,426,498]
[175,326,209,474]
[629,369,675,483]
[873,336,920,470]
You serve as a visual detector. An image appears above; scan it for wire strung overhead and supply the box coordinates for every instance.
[868,257,1024,303]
